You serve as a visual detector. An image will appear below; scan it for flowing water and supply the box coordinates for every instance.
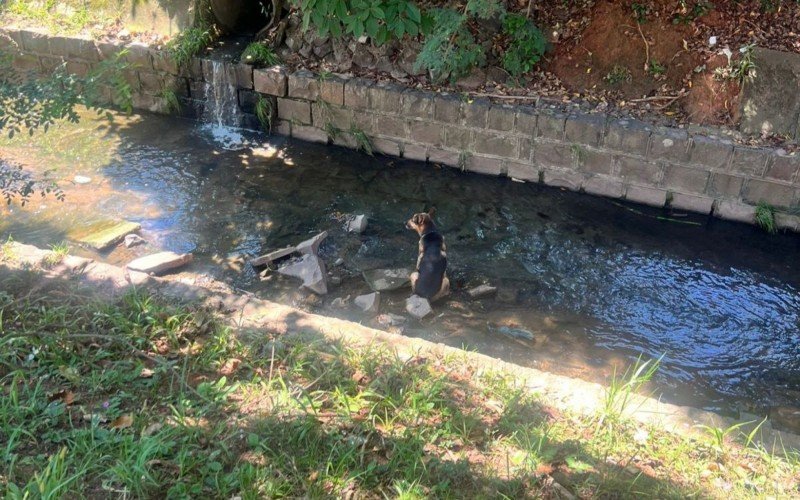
[2,111,799,429]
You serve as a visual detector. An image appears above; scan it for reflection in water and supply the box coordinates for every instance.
[2,111,800,420]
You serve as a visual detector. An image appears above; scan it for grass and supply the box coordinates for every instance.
[239,42,279,67]
[1,278,799,498]
[1,0,99,34]
[755,200,777,234]
[43,240,69,266]
[165,26,214,68]
[255,95,274,133]
[156,88,181,114]
[604,65,632,85]
[349,124,373,156]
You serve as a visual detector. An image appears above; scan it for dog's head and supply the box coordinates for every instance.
[406,208,436,236]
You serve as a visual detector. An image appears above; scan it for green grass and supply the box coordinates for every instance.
[604,65,632,85]
[2,0,99,34]
[43,240,69,266]
[1,276,799,498]
[755,201,777,234]
[165,26,213,68]
[239,42,279,67]
[254,95,274,133]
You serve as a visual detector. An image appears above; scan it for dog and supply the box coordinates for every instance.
[406,208,449,302]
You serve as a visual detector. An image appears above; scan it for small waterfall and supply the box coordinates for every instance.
[201,59,247,149]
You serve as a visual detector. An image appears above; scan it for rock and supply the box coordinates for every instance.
[739,47,800,139]
[362,268,411,292]
[277,254,328,294]
[352,44,375,69]
[486,66,508,84]
[334,257,345,266]
[496,287,520,304]
[405,295,432,319]
[127,251,193,275]
[376,312,406,327]
[346,214,368,233]
[467,284,497,299]
[329,275,342,286]
[74,175,92,184]
[489,324,535,341]
[455,68,486,91]
[70,220,142,250]
[296,231,328,256]
[331,295,350,308]
[250,246,296,267]
[124,234,146,248]
[770,406,800,432]
[354,292,380,314]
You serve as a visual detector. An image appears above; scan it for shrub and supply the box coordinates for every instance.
[240,42,279,67]
[166,26,213,67]
[501,13,546,79]
[293,0,424,45]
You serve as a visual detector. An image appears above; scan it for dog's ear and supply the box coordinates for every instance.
[427,207,436,218]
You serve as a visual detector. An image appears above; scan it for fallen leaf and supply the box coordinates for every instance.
[49,390,76,405]
[218,358,241,376]
[139,367,154,378]
[142,422,163,436]
[110,414,133,429]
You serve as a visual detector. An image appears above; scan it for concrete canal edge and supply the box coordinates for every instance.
[2,27,800,231]
[4,241,800,452]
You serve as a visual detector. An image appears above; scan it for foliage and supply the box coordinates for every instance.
[501,13,546,79]
[604,64,632,85]
[293,0,424,45]
[415,0,504,83]
[349,123,373,155]
[255,95,274,133]
[647,59,666,76]
[240,42,280,67]
[165,26,213,67]
[631,2,649,23]
[755,201,777,234]
[673,0,711,24]
[156,88,181,113]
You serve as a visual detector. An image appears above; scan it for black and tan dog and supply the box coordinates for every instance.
[406,208,449,302]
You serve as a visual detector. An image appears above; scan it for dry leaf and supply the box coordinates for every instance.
[142,422,164,437]
[139,368,155,378]
[218,358,241,376]
[83,413,108,423]
[110,414,133,429]
[49,390,75,405]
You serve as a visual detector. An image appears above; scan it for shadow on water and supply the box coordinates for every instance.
[2,110,800,421]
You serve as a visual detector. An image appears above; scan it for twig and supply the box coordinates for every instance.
[629,92,687,103]
[636,22,650,71]
[468,92,539,100]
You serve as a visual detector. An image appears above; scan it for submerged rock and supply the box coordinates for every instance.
[296,231,328,256]
[405,295,432,319]
[362,268,411,292]
[467,284,497,299]
[376,312,406,327]
[250,246,296,267]
[346,214,368,233]
[124,234,146,248]
[354,292,380,314]
[73,175,92,184]
[70,220,142,251]
[127,251,193,275]
[489,324,535,341]
[277,254,328,294]
[331,295,350,308]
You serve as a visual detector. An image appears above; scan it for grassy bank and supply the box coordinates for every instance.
[1,276,799,498]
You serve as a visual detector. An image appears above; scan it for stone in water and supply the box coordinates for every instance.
[74,175,92,184]
[70,220,142,250]
[277,254,328,294]
[467,284,497,299]
[124,234,146,248]
[354,292,380,314]
[405,295,432,319]
[250,246,296,267]
[347,214,368,233]
[127,252,193,275]
[362,268,411,292]
[296,231,328,256]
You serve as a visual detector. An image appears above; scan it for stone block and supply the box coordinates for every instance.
[578,148,614,175]
[583,176,624,198]
[235,63,253,89]
[565,113,605,146]
[277,98,312,125]
[351,110,374,134]
[401,90,434,119]
[428,148,460,167]
[368,81,403,113]
[766,152,799,182]
[344,78,372,109]
[689,135,733,170]
[138,72,164,93]
[288,69,319,100]
[167,77,190,97]
[371,137,401,156]
[19,28,50,53]
[670,192,714,214]
[617,156,663,185]
[0,28,22,51]
[12,54,40,73]
[238,89,259,114]
[152,52,179,75]
[731,147,770,176]
[254,65,287,96]
[65,60,90,77]
[443,126,471,150]
[314,104,352,131]
[124,41,152,69]
[536,111,567,140]
[742,179,796,207]
[320,76,345,105]
[96,41,123,59]
[433,93,462,123]
[714,200,756,223]
[649,128,690,162]
[707,173,744,198]
[507,161,539,182]
[515,108,537,136]
[39,56,62,74]
[402,143,428,162]
[625,185,667,207]
[374,115,406,138]
[189,80,209,100]
[273,119,291,136]
[534,141,573,169]
[462,98,490,128]
[739,47,800,139]
[408,120,443,146]
[487,105,516,131]
[519,138,533,162]
[467,155,505,176]
[542,169,584,191]
[473,132,517,157]
[662,164,709,194]
[293,125,328,144]
[201,58,236,84]
[775,212,800,231]
[604,119,651,156]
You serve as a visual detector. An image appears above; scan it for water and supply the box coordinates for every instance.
[2,111,800,427]
[201,56,248,149]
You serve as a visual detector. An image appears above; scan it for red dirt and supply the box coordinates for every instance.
[683,53,741,126]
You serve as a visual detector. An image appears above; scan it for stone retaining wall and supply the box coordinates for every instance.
[4,27,800,231]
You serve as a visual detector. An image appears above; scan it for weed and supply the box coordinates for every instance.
[647,60,666,77]
[458,150,471,172]
[631,2,649,23]
[166,26,213,68]
[349,124,373,155]
[755,201,777,234]
[570,144,587,163]
[43,240,69,266]
[696,417,767,459]
[604,65,632,85]
[598,355,662,428]
[240,42,279,67]
[714,44,756,85]
[254,95,274,133]
[157,88,181,114]
[673,1,712,24]
[501,13,547,79]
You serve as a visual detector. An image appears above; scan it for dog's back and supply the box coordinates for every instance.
[415,231,447,299]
